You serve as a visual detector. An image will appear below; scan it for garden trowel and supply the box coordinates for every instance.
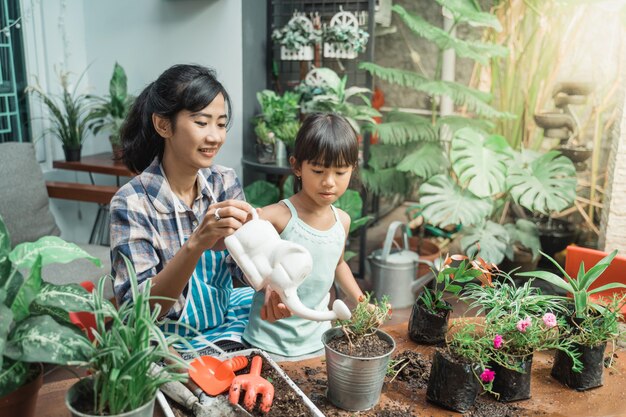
[189,355,249,396]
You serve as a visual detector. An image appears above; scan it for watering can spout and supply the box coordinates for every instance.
[280,287,351,321]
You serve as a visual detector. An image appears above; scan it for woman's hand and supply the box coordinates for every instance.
[260,288,292,322]
[189,199,254,252]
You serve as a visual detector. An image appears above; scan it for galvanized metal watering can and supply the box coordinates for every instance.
[368,221,435,308]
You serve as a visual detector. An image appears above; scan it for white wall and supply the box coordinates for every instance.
[20,0,244,243]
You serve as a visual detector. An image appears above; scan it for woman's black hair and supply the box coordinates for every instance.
[121,64,232,173]
[292,112,359,169]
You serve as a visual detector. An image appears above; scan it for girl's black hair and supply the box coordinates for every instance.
[292,112,359,169]
[121,64,232,173]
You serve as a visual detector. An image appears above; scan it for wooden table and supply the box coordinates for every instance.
[49,152,134,245]
[34,322,626,417]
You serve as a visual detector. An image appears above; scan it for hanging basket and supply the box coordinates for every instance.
[323,11,361,59]
[280,45,314,61]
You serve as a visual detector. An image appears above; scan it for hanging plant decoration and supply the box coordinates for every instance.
[323,10,369,59]
[271,14,321,61]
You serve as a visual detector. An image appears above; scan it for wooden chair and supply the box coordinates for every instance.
[564,245,626,320]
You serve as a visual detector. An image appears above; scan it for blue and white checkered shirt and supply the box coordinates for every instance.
[110,157,246,319]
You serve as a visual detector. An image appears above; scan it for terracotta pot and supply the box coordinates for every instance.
[0,363,43,417]
[393,237,441,277]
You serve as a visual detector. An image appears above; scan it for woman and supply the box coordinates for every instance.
[110,64,280,352]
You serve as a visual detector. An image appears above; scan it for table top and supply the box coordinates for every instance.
[53,152,134,177]
[34,322,626,417]
[242,156,292,176]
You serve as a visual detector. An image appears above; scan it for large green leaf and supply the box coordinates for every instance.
[1,267,23,308]
[436,115,495,135]
[9,236,102,270]
[435,0,502,30]
[507,151,577,214]
[4,315,92,365]
[579,249,617,291]
[419,174,493,227]
[0,290,12,367]
[10,256,42,322]
[334,190,373,233]
[0,359,29,397]
[243,180,280,208]
[367,143,415,170]
[460,220,510,264]
[450,128,513,198]
[34,282,92,312]
[393,5,507,65]
[361,167,410,196]
[397,142,447,179]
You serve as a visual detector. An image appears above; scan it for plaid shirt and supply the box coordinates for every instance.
[110,157,246,319]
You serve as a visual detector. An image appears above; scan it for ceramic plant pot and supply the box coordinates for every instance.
[66,377,156,417]
[63,145,82,162]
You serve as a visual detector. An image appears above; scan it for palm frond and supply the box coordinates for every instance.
[434,0,502,30]
[393,5,508,65]
[360,167,410,196]
[397,142,447,179]
[367,143,414,169]
[368,111,437,145]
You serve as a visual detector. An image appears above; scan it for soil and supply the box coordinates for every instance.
[462,395,527,417]
[232,354,315,417]
[390,350,431,390]
[325,331,394,357]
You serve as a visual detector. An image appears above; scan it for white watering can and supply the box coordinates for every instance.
[224,209,352,322]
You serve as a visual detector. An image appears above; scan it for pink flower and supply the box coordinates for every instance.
[480,368,496,383]
[493,334,504,349]
[516,316,532,333]
[543,313,557,328]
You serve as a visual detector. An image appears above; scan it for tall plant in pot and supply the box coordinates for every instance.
[322,293,393,411]
[518,250,626,390]
[88,62,134,160]
[409,255,486,345]
[0,215,98,417]
[65,259,189,417]
[27,70,96,162]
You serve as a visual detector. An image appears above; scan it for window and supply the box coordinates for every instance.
[0,0,29,143]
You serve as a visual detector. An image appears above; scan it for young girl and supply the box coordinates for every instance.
[110,64,265,353]
[242,113,366,360]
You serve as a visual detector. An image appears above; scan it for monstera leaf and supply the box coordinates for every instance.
[507,151,576,214]
[419,174,493,227]
[450,128,513,198]
[504,219,541,261]
[460,220,511,264]
[244,180,280,208]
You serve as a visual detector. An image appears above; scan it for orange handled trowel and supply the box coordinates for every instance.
[189,356,249,396]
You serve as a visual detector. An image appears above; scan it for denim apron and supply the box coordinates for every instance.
[160,168,253,352]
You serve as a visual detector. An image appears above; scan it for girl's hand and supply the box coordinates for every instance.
[260,288,292,322]
[189,199,254,251]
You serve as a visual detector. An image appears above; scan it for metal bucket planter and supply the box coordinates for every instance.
[551,342,607,391]
[322,327,395,411]
[491,355,533,402]
[369,221,435,309]
[426,350,481,413]
[408,300,451,345]
[66,378,156,417]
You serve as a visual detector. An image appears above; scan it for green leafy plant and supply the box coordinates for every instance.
[253,90,301,147]
[337,292,391,346]
[88,62,134,148]
[359,3,577,265]
[0,214,98,397]
[271,17,321,51]
[445,322,495,391]
[418,255,483,314]
[323,21,369,53]
[566,294,625,347]
[84,259,189,415]
[27,70,96,149]
[297,68,381,134]
[517,250,626,319]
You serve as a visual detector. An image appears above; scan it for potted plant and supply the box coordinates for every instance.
[0,214,98,417]
[252,90,301,164]
[271,14,321,61]
[297,67,380,136]
[321,293,393,411]
[518,250,626,390]
[65,257,189,417]
[426,322,492,413]
[27,70,96,162]
[408,255,484,345]
[88,62,134,160]
[322,10,369,59]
